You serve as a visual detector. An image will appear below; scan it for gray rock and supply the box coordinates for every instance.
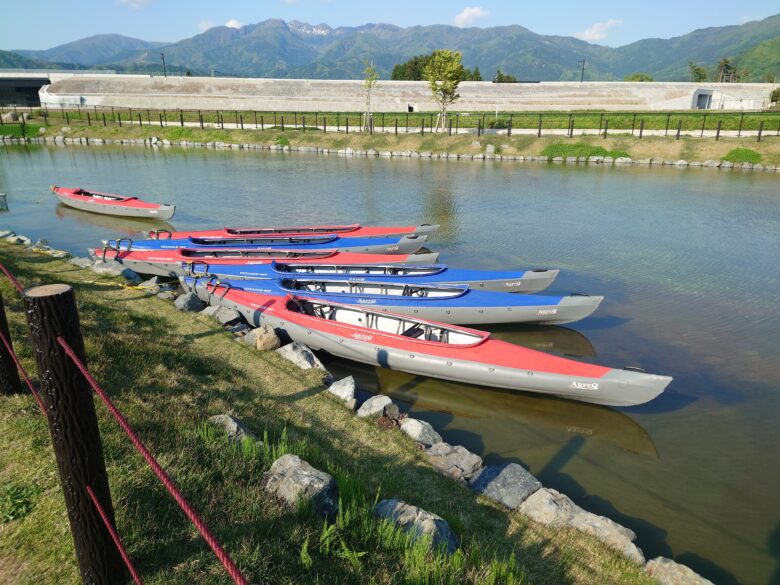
[645,557,714,585]
[753,163,763,171]
[262,454,338,519]
[400,418,442,447]
[720,160,733,169]
[91,260,140,282]
[425,442,483,483]
[226,322,251,335]
[356,394,392,418]
[6,234,32,246]
[565,156,578,164]
[614,157,632,164]
[469,463,541,509]
[156,291,176,301]
[212,306,242,326]
[675,159,689,167]
[374,499,459,554]
[200,306,219,317]
[139,276,164,293]
[485,144,495,155]
[174,292,205,312]
[275,342,333,383]
[552,156,563,163]
[69,256,94,269]
[344,398,357,411]
[0,230,14,239]
[244,325,281,351]
[207,414,259,443]
[603,156,614,164]
[327,376,356,402]
[519,488,644,564]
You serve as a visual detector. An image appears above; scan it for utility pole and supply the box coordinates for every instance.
[160,52,167,77]
[578,59,586,83]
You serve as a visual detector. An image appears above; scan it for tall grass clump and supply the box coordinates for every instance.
[721,148,762,164]
[540,142,630,159]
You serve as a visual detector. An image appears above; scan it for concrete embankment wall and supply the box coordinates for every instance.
[37,73,777,112]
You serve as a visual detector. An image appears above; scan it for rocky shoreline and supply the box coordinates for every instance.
[0,230,716,584]
[2,133,778,174]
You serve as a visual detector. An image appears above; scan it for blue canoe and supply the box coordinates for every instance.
[104,234,426,255]
[182,261,559,293]
[181,276,602,325]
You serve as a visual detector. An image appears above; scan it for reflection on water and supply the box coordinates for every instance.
[1,145,779,585]
[55,203,176,236]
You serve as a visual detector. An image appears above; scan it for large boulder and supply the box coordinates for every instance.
[400,418,442,447]
[327,376,355,402]
[207,414,259,444]
[174,292,206,312]
[356,395,392,418]
[275,342,333,383]
[469,463,541,509]
[374,499,459,554]
[261,454,338,519]
[645,557,714,585]
[425,442,483,483]
[211,306,242,326]
[244,325,281,351]
[518,488,644,564]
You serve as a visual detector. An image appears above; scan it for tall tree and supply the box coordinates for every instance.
[423,50,465,131]
[363,60,379,131]
[493,69,518,83]
[717,58,737,82]
[688,61,707,82]
[623,72,654,81]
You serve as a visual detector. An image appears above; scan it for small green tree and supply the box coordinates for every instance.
[623,72,654,82]
[363,60,379,131]
[493,69,518,83]
[688,61,707,82]
[717,58,737,82]
[423,50,465,131]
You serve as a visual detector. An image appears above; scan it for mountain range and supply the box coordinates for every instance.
[5,14,780,81]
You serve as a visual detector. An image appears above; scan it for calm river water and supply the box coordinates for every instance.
[1,144,779,585]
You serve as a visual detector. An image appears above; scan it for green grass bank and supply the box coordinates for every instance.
[0,244,654,584]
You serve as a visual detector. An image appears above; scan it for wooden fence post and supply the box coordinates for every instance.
[676,119,682,140]
[24,284,125,584]
[603,119,608,138]
[639,119,644,139]
[87,113,91,126]
[159,113,163,128]
[715,120,721,141]
[665,113,670,136]
[180,111,184,127]
[395,118,398,135]
[757,120,764,142]
[700,113,707,137]
[737,113,744,137]
[240,115,244,130]
[102,113,106,127]
[0,292,22,395]
[537,114,542,138]
[117,113,122,128]
[345,117,349,134]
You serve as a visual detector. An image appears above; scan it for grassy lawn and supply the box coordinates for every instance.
[0,244,654,584]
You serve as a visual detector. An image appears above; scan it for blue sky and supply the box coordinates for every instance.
[2,0,778,50]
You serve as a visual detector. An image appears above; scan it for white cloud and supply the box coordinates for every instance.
[453,6,490,28]
[119,0,153,9]
[198,20,214,32]
[225,18,243,29]
[573,19,622,42]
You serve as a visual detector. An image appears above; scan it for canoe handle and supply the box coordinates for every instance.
[182,260,210,276]
[150,229,172,240]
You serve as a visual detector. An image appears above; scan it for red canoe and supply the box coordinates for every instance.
[52,186,175,220]
[96,247,440,277]
[187,284,671,407]
[148,223,439,240]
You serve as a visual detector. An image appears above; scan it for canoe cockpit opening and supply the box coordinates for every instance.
[281,279,463,298]
[75,189,123,201]
[287,299,483,345]
[276,264,443,277]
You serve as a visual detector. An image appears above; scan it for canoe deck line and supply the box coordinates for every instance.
[188,282,671,407]
[52,186,176,220]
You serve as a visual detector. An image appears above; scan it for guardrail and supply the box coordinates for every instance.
[0,262,249,585]
[2,104,780,139]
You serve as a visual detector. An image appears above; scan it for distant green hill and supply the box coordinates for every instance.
[733,35,780,81]
[0,49,80,70]
[6,15,780,81]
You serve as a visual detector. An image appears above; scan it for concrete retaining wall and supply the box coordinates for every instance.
[36,74,778,112]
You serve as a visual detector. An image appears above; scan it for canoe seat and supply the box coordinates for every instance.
[401,325,425,338]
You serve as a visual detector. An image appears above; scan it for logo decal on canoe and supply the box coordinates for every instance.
[356,298,377,304]
[386,246,399,251]
[570,380,599,391]
[537,308,558,315]
[351,333,374,341]
[505,281,523,287]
